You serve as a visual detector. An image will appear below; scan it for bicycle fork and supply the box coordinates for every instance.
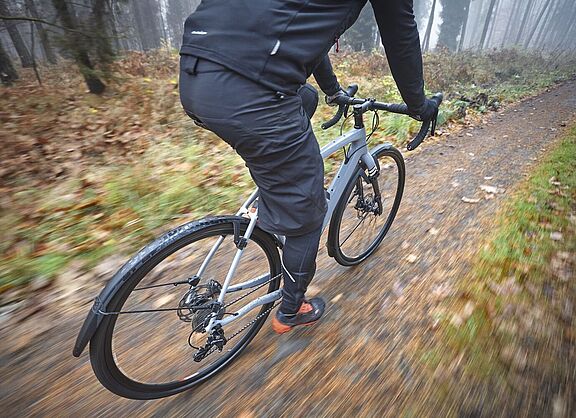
[360,152,383,215]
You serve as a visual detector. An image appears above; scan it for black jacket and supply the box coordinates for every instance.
[180,0,425,112]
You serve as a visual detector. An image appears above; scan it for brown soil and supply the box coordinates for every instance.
[1,81,575,417]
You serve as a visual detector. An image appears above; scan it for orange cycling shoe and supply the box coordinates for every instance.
[271,297,326,334]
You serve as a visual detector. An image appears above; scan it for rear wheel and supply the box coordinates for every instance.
[89,217,281,399]
[328,146,405,266]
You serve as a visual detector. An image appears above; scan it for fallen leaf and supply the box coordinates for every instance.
[549,176,562,186]
[480,184,505,194]
[462,197,481,203]
[428,227,439,236]
[406,254,418,263]
[550,232,563,241]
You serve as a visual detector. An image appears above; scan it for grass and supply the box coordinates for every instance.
[1,50,575,296]
[423,125,575,394]
[476,129,576,281]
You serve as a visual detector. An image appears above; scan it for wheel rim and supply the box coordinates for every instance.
[102,224,279,390]
[337,152,402,261]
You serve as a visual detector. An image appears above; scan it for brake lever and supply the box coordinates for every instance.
[430,109,438,136]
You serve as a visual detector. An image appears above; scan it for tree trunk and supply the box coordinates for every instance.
[92,0,115,65]
[485,0,501,49]
[0,0,34,68]
[551,0,576,52]
[502,0,522,48]
[131,0,162,51]
[438,0,471,51]
[422,0,437,52]
[515,0,536,45]
[534,0,558,50]
[457,0,471,51]
[478,0,498,50]
[0,36,18,85]
[24,0,57,64]
[51,0,105,94]
[524,0,554,48]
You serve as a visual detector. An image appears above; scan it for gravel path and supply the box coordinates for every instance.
[1,81,575,417]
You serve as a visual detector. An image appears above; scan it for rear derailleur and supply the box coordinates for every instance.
[193,325,227,362]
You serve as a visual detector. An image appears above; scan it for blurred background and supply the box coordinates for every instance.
[0,0,574,416]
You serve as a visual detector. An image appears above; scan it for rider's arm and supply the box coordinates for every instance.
[370,0,427,115]
[312,54,341,97]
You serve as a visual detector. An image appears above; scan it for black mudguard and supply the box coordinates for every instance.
[326,142,393,258]
[73,216,281,357]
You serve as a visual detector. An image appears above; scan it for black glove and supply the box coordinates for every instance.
[409,98,438,122]
[325,88,350,107]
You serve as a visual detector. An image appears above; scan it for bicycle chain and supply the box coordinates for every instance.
[199,301,280,358]
[224,273,282,309]
[191,273,282,359]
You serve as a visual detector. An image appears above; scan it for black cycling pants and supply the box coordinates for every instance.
[179,56,325,315]
[280,225,323,314]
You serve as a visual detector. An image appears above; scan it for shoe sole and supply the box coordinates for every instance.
[271,317,319,335]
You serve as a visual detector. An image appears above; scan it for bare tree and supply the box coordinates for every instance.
[0,36,18,85]
[438,0,471,51]
[24,0,57,64]
[131,0,162,51]
[515,0,536,45]
[524,0,554,48]
[478,0,498,50]
[457,0,471,51]
[91,0,115,65]
[502,0,522,48]
[0,0,33,68]
[51,0,105,94]
[422,0,437,52]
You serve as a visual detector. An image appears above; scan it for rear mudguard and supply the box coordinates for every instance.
[73,216,281,357]
[326,142,393,258]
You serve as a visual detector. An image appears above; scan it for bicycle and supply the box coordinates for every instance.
[73,84,442,399]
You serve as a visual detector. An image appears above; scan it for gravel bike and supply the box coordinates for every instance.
[73,84,442,399]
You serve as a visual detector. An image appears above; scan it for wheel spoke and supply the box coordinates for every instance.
[340,212,369,246]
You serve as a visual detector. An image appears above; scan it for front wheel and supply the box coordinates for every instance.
[328,146,405,266]
[89,217,281,399]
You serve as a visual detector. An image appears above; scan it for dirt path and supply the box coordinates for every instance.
[2,81,575,417]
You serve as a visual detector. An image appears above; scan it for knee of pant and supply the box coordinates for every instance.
[298,83,319,119]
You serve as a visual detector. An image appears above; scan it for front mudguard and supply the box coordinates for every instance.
[72,216,281,357]
[326,142,393,258]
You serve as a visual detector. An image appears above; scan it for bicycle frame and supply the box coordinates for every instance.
[204,125,379,333]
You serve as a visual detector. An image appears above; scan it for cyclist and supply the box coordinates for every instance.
[179,0,438,334]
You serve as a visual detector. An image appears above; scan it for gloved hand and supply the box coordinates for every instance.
[325,88,350,107]
[409,98,438,122]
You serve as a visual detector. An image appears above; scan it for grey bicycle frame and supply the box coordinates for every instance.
[203,126,379,333]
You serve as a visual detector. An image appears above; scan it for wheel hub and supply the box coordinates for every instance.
[177,280,222,330]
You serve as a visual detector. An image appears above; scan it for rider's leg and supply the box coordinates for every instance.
[279,225,323,314]
[180,58,327,329]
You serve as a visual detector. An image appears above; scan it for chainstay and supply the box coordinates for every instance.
[224,273,282,309]
[200,301,280,359]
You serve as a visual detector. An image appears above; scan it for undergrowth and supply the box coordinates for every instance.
[1,49,575,296]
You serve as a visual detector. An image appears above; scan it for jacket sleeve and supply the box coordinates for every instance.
[370,0,426,112]
[312,54,341,96]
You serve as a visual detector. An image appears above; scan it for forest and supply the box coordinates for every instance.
[1,1,575,417]
[1,0,576,91]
